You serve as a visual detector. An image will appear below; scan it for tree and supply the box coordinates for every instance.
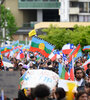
[0,5,18,41]
[38,25,90,50]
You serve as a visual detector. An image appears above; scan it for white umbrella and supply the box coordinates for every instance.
[3,61,13,68]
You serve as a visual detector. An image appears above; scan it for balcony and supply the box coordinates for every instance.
[69,7,79,14]
[18,0,60,9]
[70,0,90,1]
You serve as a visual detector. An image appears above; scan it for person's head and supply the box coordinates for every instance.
[76,61,80,67]
[8,67,14,71]
[87,63,90,69]
[30,55,34,61]
[18,62,23,70]
[20,66,28,76]
[24,88,31,97]
[75,91,88,100]
[85,76,90,83]
[34,84,50,100]
[84,82,90,94]
[55,87,66,100]
[86,69,90,77]
[74,67,84,80]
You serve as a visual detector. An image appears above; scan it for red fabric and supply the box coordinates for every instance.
[20,53,24,59]
[70,68,74,81]
[65,71,69,80]
[62,49,73,54]
[30,47,49,58]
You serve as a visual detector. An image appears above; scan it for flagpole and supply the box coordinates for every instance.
[72,55,74,80]
[26,37,27,45]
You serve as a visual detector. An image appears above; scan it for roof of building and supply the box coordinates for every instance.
[35,22,90,29]
[15,27,33,35]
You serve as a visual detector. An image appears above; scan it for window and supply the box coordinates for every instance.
[89,2,90,12]
[70,1,78,7]
[79,2,88,13]
[79,15,90,22]
[70,15,79,22]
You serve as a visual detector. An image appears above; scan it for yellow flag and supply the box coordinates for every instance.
[28,29,36,37]
[66,82,76,100]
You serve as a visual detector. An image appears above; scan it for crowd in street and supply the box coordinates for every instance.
[0,50,90,100]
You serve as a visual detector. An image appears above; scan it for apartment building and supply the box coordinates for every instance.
[2,0,60,40]
[60,0,90,22]
[69,0,90,22]
[3,0,60,27]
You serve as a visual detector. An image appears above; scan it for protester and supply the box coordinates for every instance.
[34,84,51,100]
[84,82,90,95]
[54,87,66,100]
[8,67,15,71]
[86,63,90,77]
[74,61,81,70]
[18,88,35,100]
[75,91,88,100]
[74,67,86,92]
[20,65,28,76]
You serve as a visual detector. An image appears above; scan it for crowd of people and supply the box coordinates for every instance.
[0,50,90,100]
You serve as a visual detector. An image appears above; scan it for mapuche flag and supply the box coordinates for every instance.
[29,36,54,58]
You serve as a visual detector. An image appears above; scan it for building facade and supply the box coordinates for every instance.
[69,0,90,22]
[3,0,60,27]
[3,0,90,41]
[60,0,90,22]
[3,0,60,41]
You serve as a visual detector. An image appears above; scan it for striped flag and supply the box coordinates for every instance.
[68,44,82,62]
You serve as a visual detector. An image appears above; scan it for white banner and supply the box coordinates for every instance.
[20,69,59,90]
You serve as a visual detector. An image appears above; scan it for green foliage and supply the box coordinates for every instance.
[38,24,90,50]
[0,5,18,40]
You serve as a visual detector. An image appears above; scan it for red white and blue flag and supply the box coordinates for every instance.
[82,59,90,70]
[20,49,24,59]
[62,43,75,54]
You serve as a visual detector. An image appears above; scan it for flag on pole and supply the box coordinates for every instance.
[68,44,82,62]
[83,45,90,51]
[29,36,54,58]
[28,29,36,37]
[69,56,74,81]
[20,49,24,59]
[62,43,75,54]
[82,59,90,70]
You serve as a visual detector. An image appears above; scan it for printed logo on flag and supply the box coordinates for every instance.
[39,43,45,50]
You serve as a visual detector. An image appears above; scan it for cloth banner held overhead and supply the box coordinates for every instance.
[20,69,59,90]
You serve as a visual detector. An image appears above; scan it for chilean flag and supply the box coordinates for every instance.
[82,59,90,70]
[20,49,24,59]
[62,43,75,54]
[48,52,57,61]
